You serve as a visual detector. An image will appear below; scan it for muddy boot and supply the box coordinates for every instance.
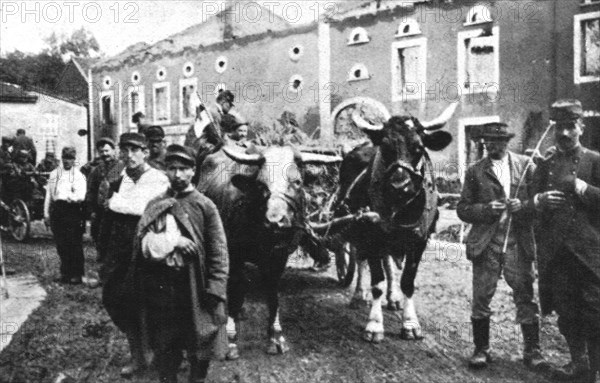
[469,317,492,369]
[522,322,550,371]
[189,359,209,383]
[553,335,591,382]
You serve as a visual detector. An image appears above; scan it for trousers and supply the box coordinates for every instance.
[50,201,85,279]
[472,244,539,324]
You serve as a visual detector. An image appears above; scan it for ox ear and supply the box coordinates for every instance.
[422,131,452,151]
[231,174,256,193]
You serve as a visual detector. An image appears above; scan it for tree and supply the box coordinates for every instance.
[0,28,101,90]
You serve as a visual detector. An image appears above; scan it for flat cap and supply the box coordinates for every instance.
[216,89,235,106]
[119,132,147,149]
[165,144,195,166]
[61,146,77,159]
[480,122,515,140]
[550,99,583,122]
[96,137,116,149]
[144,125,165,141]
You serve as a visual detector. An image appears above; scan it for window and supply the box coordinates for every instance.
[391,37,427,102]
[289,74,303,92]
[289,45,304,61]
[215,56,228,73]
[182,62,194,77]
[464,5,493,26]
[153,82,171,125]
[102,76,112,90]
[131,71,141,84]
[457,116,500,183]
[156,67,167,81]
[457,27,500,94]
[99,91,114,125]
[395,18,421,38]
[126,85,145,128]
[179,78,198,123]
[348,27,370,45]
[574,12,600,83]
[347,63,371,82]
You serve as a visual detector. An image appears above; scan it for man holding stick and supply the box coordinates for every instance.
[532,99,600,383]
[458,123,546,370]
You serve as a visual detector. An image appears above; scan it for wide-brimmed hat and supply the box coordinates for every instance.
[119,132,147,149]
[550,99,583,122]
[165,144,195,166]
[96,137,116,149]
[480,122,515,141]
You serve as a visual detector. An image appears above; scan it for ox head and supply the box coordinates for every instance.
[352,104,456,220]
[222,145,342,231]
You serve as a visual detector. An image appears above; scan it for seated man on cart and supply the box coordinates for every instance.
[3,149,37,203]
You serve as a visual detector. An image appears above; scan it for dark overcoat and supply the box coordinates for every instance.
[529,145,600,314]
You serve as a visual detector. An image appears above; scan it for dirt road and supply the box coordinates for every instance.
[0,230,568,383]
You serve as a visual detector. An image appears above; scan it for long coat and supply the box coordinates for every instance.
[529,145,600,314]
[130,188,229,359]
[457,152,536,261]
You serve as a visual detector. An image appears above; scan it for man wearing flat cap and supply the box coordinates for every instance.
[144,125,167,171]
[12,128,36,165]
[126,144,228,383]
[44,146,87,285]
[458,122,546,370]
[99,132,169,377]
[530,99,600,382]
[85,137,124,246]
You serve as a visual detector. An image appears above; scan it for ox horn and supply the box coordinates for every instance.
[351,108,384,131]
[299,151,343,164]
[421,103,458,131]
[222,145,265,165]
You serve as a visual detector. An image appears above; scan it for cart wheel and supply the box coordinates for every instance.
[335,242,356,287]
[9,199,30,242]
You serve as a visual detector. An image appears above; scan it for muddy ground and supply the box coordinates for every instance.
[0,219,570,383]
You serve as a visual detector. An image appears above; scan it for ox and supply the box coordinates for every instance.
[197,145,342,359]
[333,104,456,342]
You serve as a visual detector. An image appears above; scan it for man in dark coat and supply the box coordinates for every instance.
[531,99,600,382]
[144,126,167,171]
[458,123,546,370]
[131,144,228,383]
[99,132,169,377]
[85,138,124,245]
[12,128,36,165]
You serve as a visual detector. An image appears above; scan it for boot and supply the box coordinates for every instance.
[189,359,209,383]
[522,322,550,371]
[553,334,591,382]
[120,334,148,377]
[469,317,492,369]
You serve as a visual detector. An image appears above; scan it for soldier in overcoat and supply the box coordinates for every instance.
[531,99,600,382]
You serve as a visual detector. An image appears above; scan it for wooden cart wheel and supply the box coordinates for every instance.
[9,199,30,242]
[335,241,356,287]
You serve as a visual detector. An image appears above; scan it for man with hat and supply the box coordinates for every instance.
[458,122,546,370]
[12,128,36,165]
[127,144,228,383]
[184,90,236,153]
[44,146,87,285]
[85,137,124,245]
[222,114,250,147]
[132,111,150,135]
[99,132,169,377]
[144,125,167,171]
[531,99,600,382]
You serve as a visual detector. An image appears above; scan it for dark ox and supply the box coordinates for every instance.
[335,104,455,342]
[198,145,341,358]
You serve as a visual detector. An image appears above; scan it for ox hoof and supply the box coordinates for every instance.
[386,301,402,311]
[226,344,240,361]
[349,298,371,310]
[266,339,289,355]
[363,331,384,343]
[400,327,424,341]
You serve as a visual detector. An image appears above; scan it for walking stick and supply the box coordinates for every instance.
[501,123,554,255]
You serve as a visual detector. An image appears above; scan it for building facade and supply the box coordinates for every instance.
[88,0,600,180]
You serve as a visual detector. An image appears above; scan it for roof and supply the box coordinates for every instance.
[329,0,427,21]
[95,2,292,70]
[72,57,99,79]
[0,82,38,103]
